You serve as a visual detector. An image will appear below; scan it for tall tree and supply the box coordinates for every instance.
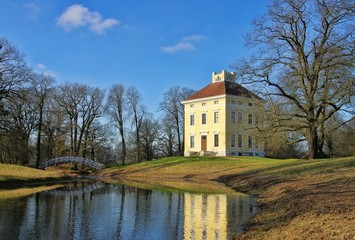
[158,116,177,157]
[233,0,355,158]
[160,86,194,156]
[105,84,127,164]
[2,91,37,164]
[31,73,55,168]
[140,118,160,161]
[56,83,104,157]
[126,87,146,162]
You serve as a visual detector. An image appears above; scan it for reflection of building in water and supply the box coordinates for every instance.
[184,193,257,240]
[184,193,227,240]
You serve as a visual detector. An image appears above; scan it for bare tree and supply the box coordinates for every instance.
[105,84,127,164]
[126,87,146,162]
[0,37,29,100]
[56,83,104,158]
[158,116,177,157]
[160,86,194,156]
[1,90,37,165]
[140,117,160,161]
[42,97,67,159]
[233,0,355,158]
[30,73,55,168]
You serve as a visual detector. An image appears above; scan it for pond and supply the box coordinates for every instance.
[0,180,257,240]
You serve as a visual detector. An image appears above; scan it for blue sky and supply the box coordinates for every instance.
[0,0,268,113]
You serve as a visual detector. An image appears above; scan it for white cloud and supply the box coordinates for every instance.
[161,34,207,54]
[57,4,119,34]
[35,63,56,77]
[161,42,195,53]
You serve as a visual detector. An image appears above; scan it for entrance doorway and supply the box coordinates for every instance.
[201,136,207,151]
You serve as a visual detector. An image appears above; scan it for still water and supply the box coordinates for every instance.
[0,180,257,240]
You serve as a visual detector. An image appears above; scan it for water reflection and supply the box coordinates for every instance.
[0,181,257,240]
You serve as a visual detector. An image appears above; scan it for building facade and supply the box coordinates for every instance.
[182,70,265,157]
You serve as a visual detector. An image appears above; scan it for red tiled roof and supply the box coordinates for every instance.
[184,81,259,101]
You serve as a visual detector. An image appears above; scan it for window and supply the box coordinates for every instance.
[248,102,253,106]
[231,134,236,147]
[231,111,236,124]
[190,115,195,126]
[202,113,206,124]
[202,102,206,106]
[190,136,195,148]
[238,134,242,148]
[190,104,194,108]
[248,136,253,148]
[214,100,219,104]
[238,112,243,124]
[255,114,259,125]
[231,100,236,104]
[248,114,253,125]
[214,111,219,123]
[214,134,219,147]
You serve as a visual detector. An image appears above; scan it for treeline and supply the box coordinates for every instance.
[0,37,193,166]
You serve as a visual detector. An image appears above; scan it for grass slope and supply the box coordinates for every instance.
[97,156,355,240]
[0,164,64,182]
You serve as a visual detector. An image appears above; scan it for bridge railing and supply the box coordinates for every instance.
[39,156,106,170]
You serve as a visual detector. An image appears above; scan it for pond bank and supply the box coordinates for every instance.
[96,156,355,240]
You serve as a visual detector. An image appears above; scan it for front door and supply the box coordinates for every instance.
[201,136,207,151]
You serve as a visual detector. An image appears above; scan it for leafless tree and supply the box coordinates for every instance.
[1,90,37,164]
[160,86,194,156]
[158,116,177,157]
[30,73,55,168]
[233,0,355,158]
[105,84,127,164]
[42,97,67,159]
[126,86,146,162]
[56,83,104,158]
[140,117,160,161]
[0,37,29,100]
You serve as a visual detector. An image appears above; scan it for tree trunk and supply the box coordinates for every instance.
[36,101,43,168]
[305,127,319,159]
[119,128,126,165]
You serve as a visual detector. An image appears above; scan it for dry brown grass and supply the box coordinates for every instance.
[0,164,64,182]
[226,158,355,240]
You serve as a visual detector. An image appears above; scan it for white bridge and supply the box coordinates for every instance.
[39,156,106,171]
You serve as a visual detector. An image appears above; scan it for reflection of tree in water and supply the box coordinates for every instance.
[0,182,258,239]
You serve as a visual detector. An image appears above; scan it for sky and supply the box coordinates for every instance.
[0,0,269,114]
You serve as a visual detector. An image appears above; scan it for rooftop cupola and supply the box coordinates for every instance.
[212,70,236,83]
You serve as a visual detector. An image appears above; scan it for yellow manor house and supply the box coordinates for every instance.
[182,70,265,157]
